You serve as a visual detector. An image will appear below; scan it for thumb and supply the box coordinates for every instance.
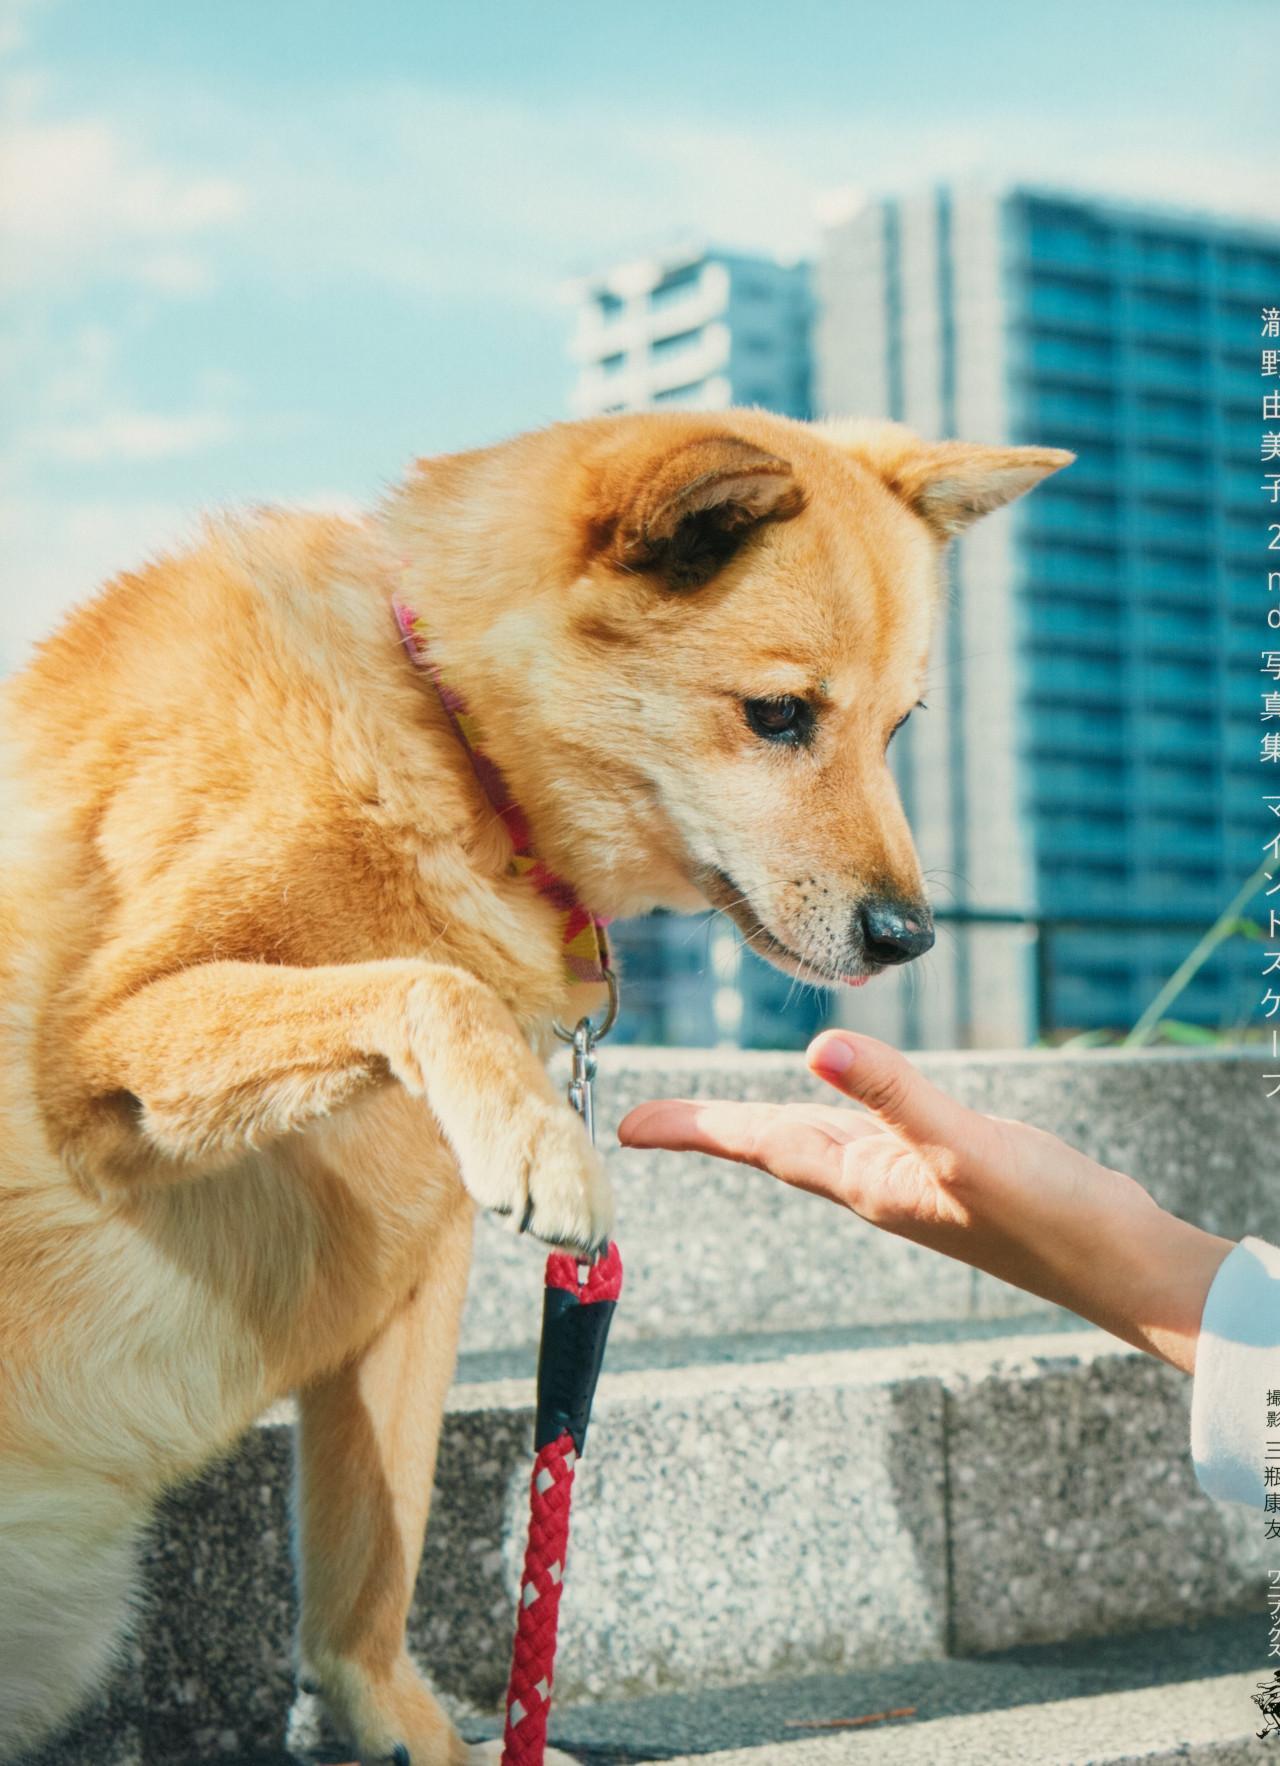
[807,1030,971,1151]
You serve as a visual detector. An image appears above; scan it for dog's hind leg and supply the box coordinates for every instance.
[291,1188,474,1766]
[0,1471,142,1764]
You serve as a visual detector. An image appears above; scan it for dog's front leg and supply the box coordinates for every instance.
[293,1188,472,1766]
[58,956,612,1249]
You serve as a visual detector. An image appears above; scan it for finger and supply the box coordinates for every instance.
[619,1097,852,1193]
[768,1101,883,1140]
[618,1097,790,1164]
[806,1031,974,1153]
[618,1097,877,1156]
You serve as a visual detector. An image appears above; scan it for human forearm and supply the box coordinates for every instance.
[620,1031,1239,1379]
[1107,1208,1235,1376]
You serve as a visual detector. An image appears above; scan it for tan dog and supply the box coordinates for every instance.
[0,409,1069,1763]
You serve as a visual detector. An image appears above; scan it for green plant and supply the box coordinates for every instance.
[1052,857,1269,1051]
[1122,856,1270,1048]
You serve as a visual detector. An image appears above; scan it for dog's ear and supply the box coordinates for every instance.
[588,433,806,590]
[816,420,1073,539]
[889,440,1075,537]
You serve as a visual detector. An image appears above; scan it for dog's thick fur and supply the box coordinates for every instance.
[0,409,1069,1763]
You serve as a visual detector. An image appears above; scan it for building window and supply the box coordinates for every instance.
[1130,232,1201,279]
[1129,287,1203,335]
[650,264,703,311]
[652,380,708,404]
[1135,391,1206,442]
[651,327,703,359]
[1026,272,1115,327]
[1026,328,1114,377]
[1024,203,1112,269]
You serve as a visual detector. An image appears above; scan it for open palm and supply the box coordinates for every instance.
[616,1030,1214,1372]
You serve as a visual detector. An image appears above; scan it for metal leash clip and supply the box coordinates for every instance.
[553,968,619,1149]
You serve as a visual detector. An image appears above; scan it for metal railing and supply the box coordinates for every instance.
[931,904,1252,1044]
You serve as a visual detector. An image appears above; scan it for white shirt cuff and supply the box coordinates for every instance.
[1191,1234,1280,1509]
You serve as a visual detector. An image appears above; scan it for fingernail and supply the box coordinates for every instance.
[812,1035,855,1073]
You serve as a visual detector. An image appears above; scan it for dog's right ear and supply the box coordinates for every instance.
[584,432,806,591]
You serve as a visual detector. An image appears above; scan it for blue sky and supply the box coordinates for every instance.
[0,0,1271,667]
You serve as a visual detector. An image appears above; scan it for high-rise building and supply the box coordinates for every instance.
[564,195,1280,1051]
[818,184,1280,1047]
[567,244,811,422]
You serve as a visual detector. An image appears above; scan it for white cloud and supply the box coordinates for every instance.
[73,76,1263,321]
[0,41,1267,320]
[0,493,196,671]
[0,484,371,675]
[134,251,216,296]
[0,95,244,294]
[0,0,47,62]
[33,407,236,464]
[0,18,1265,677]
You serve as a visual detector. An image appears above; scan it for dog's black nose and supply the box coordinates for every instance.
[858,897,935,966]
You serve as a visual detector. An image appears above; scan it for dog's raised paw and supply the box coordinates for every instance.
[518,1107,614,1254]
[471,1096,614,1254]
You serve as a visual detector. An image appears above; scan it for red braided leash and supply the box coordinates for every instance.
[500,1244,623,1765]
[393,587,623,1761]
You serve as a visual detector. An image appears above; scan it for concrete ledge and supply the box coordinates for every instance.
[38,1325,1275,1760]
[461,1047,1279,1352]
[648,1669,1271,1764]
[520,1611,1268,1761]
[945,1346,1273,1656]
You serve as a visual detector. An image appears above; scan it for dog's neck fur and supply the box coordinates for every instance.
[390,590,613,988]
[374,431,706,925]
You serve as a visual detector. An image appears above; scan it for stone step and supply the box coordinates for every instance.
[37,1614,1279,1765]
[459,1046,1277,1353]
[33,1322,1274,1764]
[631,1667,1270,1765]
[521,1610,1275,1763]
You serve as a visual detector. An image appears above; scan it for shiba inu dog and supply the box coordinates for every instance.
[0,409,1069,1763]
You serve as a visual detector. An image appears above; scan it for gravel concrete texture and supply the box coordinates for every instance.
[459,1047,1277,1352]
[945,1340,1279,1656]
[412,1340,949,1711]
[503,1352,946,1704]
[33,1329,1274,1761]
[37,1335,944,1757]
[25,1613,1272,1764]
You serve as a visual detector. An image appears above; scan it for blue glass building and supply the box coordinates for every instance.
[566,194,1280,1049]
[819,184,1280,1046]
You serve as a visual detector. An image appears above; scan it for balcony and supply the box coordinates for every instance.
[569,261,731,364]
[646,322,730,397]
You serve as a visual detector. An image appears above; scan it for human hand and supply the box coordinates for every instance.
[618,1030,1233,1374]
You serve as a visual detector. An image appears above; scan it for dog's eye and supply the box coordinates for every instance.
[887,699,928,748]
[744,696,813,745]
